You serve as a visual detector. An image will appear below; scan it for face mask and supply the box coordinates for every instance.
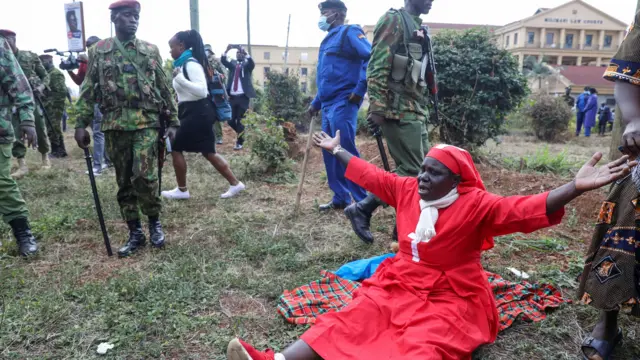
[318,15,332,32]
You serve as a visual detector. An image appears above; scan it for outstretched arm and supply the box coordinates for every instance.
[547,152,635,215]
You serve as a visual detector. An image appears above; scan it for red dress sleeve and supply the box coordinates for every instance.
[345,157,413,208]
[481,192,565,237]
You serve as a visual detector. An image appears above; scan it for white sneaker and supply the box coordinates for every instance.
[85,166,102,176]
[162,187,191,200]
[101,163,109,170]
[221,182,246,199]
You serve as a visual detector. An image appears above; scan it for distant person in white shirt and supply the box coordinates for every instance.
[161,30,245,200]
[221,44,256,150]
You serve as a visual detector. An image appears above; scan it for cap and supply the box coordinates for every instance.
[319,0,347,11]
[39,54,53,60]
[0,29,16,37]
[109,0,141,11]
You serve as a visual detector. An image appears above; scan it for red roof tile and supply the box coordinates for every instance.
[556,66,613,88]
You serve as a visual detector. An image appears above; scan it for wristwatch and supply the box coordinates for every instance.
[332,145,344,156]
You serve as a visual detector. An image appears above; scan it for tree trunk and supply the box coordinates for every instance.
[246,0,252,55]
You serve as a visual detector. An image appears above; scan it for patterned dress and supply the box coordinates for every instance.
[577,10,640,315]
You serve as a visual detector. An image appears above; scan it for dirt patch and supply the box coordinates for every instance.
[219,291,269,318]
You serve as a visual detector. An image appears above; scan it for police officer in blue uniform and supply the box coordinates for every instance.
[309,0,371,212]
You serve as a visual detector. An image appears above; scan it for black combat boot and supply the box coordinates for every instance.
[343,193,382,244]
[58,140,68,158]
[118,220,146,257]
[9,218,38,257]
[148,216,165,248]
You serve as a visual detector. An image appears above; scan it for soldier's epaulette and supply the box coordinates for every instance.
[95,38,115,53]
[136,39,158,56]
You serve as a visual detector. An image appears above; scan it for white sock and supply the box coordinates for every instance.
[275,354,286,360]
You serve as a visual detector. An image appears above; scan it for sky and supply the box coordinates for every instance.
[3,0,637,92]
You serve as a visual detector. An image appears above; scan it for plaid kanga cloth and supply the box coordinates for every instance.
[277,270,570,332]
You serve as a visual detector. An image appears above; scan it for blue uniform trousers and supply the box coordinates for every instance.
[321,100,367,206]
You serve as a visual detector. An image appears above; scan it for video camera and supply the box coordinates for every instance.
[43,49,83,71]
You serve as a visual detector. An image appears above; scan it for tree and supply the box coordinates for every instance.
[523,56,553,90]
[163,59,174,75]
[264,71,305,123]
[434,28,528,148]
[524,94,573,141]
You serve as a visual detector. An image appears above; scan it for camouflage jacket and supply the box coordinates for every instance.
[208,56,226,79]
[43,67,67,105]
[367,9,429,121]
[75,37,178,131]
[16,50,49,95]
[0,37,35,144]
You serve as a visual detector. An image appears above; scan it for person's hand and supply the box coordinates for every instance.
[620,122,640,156]
[34,84,45,98]
[20,126,37,149]
[78,53,89,63]
[226,44,233,53]
[348,93,363,104]
[367,113,385,135]
[574,152,637,192]
[307,105,319,117]
[313,130,341,153]
[165,126,179,142]
[74,128,91,149]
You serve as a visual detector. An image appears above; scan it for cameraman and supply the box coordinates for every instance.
[69,36,111,175]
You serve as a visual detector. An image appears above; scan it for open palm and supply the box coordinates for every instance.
[312,130,341,152]
[575,153,637,192]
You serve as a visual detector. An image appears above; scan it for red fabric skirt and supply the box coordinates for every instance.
[300,256,497,360]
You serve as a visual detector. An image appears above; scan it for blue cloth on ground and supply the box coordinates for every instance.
[335,253,395,281]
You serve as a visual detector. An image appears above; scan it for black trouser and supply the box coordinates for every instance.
[229,94,250,145]
[598,118,608,135]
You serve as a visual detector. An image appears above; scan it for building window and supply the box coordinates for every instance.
[565,34,574,48]
[546,33,554,45]
[585,34,593,46]
[527,32,535,44]
[301,82,308,94]
[506,36,510,46]
[264,52,271,60]
[514,33,518,45]
[301,53,309,61]
[301,68,308,76]
[264,67,270,77]
[604,35,613,48]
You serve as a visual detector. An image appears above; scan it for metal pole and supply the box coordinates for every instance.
[84,148,113,256]
[284,14,291,73]
[190,0,200,32]
[246,0,252,55]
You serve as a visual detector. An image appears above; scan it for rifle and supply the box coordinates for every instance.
[83,147,113,256]
[372,127,391,172]
[34,95,56,135]
[420,26,441,127]
[158,112,172,196]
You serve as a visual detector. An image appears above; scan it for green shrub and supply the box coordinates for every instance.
[242,112,293,182]
[264,71,305,124]
[503,146,578,175]
[357,107,368,134]
[524,94,573,141]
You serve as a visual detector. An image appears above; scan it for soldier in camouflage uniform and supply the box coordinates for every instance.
[344,0,434,244]
[0,31,39,256]
[0,30,52,177]
[74,0,179,258]
[39,54,68,158]
[205,44,226,144]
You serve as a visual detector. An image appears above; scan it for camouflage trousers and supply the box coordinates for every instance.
[12,105,50,157]
[0,143,29,222]
[105,129,162,221]
[43,101,65,149]
[381,115,430,177]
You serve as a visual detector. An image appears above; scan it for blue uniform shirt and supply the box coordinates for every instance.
[311,24,371,110]
[576,93,589,112]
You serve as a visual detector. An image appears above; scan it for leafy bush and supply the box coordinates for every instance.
[357,107,368,135]
[264,71,305,123]
[242,112,293,182]
[251,86,267,115]
[523,94,573,141]
[434,28,529,149]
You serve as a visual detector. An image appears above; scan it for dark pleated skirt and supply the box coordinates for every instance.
[174,98,216,154]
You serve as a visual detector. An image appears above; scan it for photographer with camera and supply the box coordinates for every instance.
[0,30,52,177]
[221,44,255,151]
[68,36,111,175]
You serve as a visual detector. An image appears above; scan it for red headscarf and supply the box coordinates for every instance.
[427,144,494,250]
[426,144,486,194]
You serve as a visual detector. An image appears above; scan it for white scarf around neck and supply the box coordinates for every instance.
[411,188,459,262]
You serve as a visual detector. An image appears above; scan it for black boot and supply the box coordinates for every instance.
[9,218,38,257]
[118,220,146,257]
[49,143,61,159]
[58,139,68,158]
[148,216,165,248]
[344,193,382,244]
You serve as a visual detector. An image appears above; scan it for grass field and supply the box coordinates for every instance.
[1,129,639,359]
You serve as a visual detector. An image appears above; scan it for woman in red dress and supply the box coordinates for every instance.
[227,131,636,360]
